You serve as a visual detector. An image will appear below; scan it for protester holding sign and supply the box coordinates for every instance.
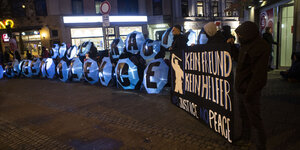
[169,25,188,58]
[230,21,269,150]
[203,22,226,44]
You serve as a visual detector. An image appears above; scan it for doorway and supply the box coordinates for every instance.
[279,4,294,67]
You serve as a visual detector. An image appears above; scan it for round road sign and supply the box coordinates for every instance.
[100,1,111,14]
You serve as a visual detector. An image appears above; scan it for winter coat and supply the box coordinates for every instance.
[171,34,188,58]
[206,30,226,44]
[263,32,277,52]
[232,21,270,97]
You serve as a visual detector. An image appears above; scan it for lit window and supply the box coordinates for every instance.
[197,1,204,17]
[119,26,142,41]
[212,0,219,17]
[95,0,104,14]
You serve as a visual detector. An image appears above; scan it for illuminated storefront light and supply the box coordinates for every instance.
[63,16,147,23]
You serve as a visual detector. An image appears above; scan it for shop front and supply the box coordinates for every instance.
[259,0,295,68]
[148,23,170,41]
[63,16,148,51]
[18,31,42,57]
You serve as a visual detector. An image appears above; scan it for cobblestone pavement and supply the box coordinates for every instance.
[0,71,299,150]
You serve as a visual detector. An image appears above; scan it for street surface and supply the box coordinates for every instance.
[0,70,299,150]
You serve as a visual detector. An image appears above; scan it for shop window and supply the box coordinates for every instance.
[117,0,138,15]
[11,0,26,17]
[197,0,204,17]
[153,0,162,16]
[71,28,104,50]
[181,0,188,17]
[72,0,83,15]
[104,27,116,49]
[95,0,105,14]
[212,0,219,17]
[119,26,142,41]
[35,0,47,16]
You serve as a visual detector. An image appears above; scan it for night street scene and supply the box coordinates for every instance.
[0,0,299,150]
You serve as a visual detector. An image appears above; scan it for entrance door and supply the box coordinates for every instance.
[280,4,294,67]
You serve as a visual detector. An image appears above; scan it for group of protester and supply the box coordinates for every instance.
[170,21,271,150]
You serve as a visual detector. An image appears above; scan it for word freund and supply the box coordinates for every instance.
[184,51,232,77]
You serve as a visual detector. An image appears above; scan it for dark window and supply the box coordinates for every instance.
[95,0,105,14]
[181,0,188,17]
[212,0,219,17]
[197,1,204,17]
[11,0,26,17]
[51,30,58,37]
[117,0,138,15]
[35,0,47,16]
[72,0,83,14]
[153,0,162,15]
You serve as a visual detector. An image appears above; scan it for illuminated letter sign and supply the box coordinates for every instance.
[0,19,14,29]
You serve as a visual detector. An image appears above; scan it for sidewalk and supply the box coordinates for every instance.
[0,70,299,150]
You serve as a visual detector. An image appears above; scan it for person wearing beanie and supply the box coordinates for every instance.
[204,22,217,37]
[230,21,269,150]
[203,22,226,44]
[170,25,188,58]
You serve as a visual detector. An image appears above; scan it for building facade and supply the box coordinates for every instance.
[243,0,299,68]
[172,0,240,37]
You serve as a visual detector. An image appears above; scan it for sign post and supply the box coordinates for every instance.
[100,1,111,50]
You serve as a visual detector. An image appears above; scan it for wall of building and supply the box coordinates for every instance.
[296,0,300,51]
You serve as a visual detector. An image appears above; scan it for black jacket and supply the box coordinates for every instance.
[171,34,188,58]
[232,21,270,97]
[206,30,226,44]
[263,32,277,52]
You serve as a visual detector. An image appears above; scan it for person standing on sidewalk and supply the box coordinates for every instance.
[169,25,188,58]
[263,27,278,71]
[229,21,270,150]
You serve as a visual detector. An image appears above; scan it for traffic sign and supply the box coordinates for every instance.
[103,14,110,27]
[100,1,111,15]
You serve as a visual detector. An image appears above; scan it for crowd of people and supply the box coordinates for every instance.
[169,21,298,150]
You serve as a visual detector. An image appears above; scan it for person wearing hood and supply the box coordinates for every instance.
[203,22,226,44]
[169,25,188,58]
[229,21,269,150]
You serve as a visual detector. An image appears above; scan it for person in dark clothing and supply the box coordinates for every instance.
[229,21,270,150]
[4,49,21,64]
[26,50,33,60]
[41,46,50,58]
[203,22,226,44]
[169,25,188,58]
[263,27,277,70]
[222,25,235,42]
[280,52,300,81]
